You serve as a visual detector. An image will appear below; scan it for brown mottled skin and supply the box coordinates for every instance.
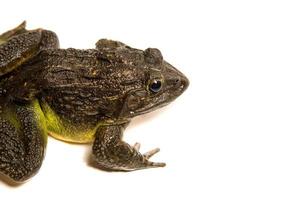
[0,22,189,182]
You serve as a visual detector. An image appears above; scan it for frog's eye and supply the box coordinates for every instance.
[148,79,163,93]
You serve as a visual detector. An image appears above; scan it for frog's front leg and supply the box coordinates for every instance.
[0,103,47,182]
[92,124,165,171]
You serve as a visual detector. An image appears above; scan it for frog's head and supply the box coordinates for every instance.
[96,39,189,119]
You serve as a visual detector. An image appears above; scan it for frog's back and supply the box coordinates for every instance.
[28,48,122,143]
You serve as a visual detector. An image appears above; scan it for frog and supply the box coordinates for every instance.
[0,22,189,183]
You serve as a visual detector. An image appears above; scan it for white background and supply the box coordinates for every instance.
[1,0,300,199]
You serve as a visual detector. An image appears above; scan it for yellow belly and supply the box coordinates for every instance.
[36,100,97,144]
[47,130,95,144]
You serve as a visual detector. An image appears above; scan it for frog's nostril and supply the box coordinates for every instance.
[173,77,181,88]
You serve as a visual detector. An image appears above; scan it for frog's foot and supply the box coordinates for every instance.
[133,142,166,168]
[92,125,166,171]
[0,21,27,42]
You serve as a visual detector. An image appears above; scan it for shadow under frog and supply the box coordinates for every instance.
[0,22,189,183]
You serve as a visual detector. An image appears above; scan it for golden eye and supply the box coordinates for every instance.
[148,79,162,93]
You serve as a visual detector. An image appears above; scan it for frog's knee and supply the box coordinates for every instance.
[40,30,59,49]
[4,167,35,182]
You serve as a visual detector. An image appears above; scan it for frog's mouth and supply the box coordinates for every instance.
[137,83,187,114]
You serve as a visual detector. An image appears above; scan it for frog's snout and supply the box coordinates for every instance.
[164,64,189,96]
[177,74,189,93]
[168,74,189,94]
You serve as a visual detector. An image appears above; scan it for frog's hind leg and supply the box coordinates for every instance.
[0,23,59,76]
[0,21,59,49]
[0,104,47,182]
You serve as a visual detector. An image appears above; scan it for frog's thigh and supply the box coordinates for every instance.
[0,29,59,76]
[0,105,47,182]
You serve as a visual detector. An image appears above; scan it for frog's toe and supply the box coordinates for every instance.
[133,142,141,151]
[132,143,166,169]
[146,161,166,168]
[143,147,166,168]
[143,147,160,159]
[132,143,161,159]
[132,145,166,168]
